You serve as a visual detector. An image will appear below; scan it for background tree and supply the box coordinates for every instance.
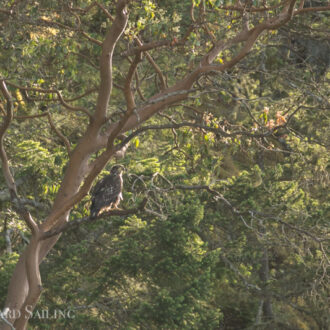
[0,0,329,329]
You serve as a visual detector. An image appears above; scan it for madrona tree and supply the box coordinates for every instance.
[0,0,329,328]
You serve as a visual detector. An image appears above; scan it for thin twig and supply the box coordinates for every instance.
[47,112,71,154]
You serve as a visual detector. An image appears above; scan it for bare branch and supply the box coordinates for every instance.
[47,112,71,154]
[80,31,103,46]
[270,215,327,243]
[135,38,167,90]
[123,53,142,112]
[5,81,92,118]
[115,121,276,152]
[100,89,196,144]
[135,71,146,101]
[65,88,98,102]
[295,5,330,14]
[123,23,195,57]
[93,0,129,125]
[173,184,239,212]
[199,0,217,44]
[96,2,115,21]
[123,40,170,56]
[41,198,148,240]
[75,0,313,150]
[0,80,39,233]
[190,1,196,22]
[38,17,74,31]
[0,8,13,14]
[201,0,298,70]
[14,237,42,328]
[298,0,305,10]
[56,90,92,117]
[146,53,167,90]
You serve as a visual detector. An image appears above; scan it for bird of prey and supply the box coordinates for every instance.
[90,165,125,218]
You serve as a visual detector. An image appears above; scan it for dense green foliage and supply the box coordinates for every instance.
[1,0,329,329]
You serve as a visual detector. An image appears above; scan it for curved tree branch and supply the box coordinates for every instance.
[41,198,148,240]
[93,0,129,125]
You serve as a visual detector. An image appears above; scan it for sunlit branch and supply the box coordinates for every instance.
[41,198,147,240]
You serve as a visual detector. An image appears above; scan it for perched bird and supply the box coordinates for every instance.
[90,165,125,218]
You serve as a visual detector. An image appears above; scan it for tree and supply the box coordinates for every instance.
[0,0,329,329]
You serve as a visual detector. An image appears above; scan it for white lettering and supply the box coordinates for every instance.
[24,305,33,319]
[54,309,66,318]
[67,309,75,319]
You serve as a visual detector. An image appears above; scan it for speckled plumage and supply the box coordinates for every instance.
[90,165,124,218]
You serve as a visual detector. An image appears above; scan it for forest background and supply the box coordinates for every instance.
[0,0,329,329]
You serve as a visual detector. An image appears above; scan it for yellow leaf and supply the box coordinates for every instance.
[15,89,23,102]
[135,138,140,148]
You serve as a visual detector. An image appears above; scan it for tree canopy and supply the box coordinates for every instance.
[0,0,329,329]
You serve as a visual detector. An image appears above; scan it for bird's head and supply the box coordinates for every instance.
[110,164,125,176]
